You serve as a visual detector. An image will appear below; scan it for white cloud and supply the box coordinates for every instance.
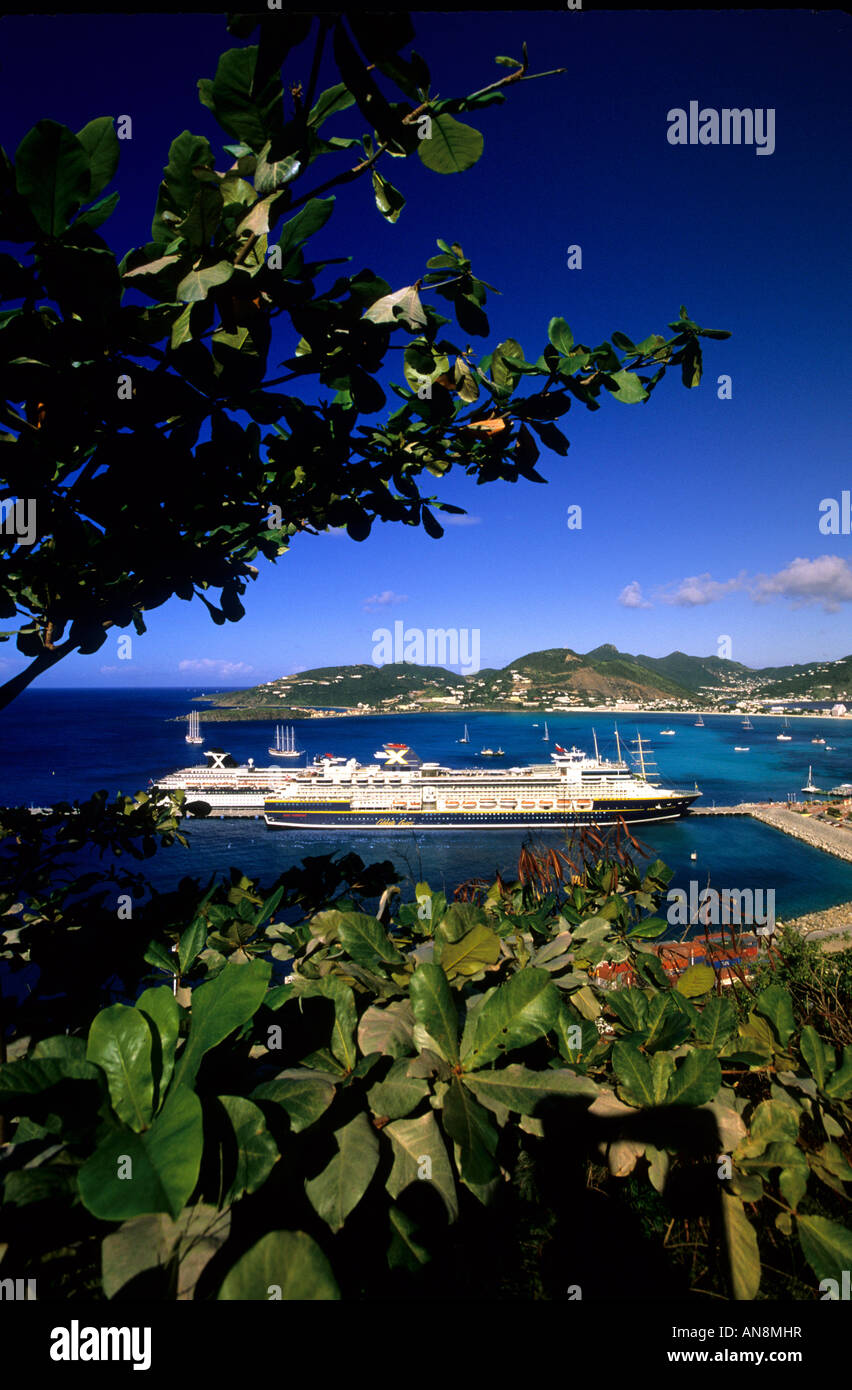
[617,581,651,609]
[618,557,852,615]
[752,555,852,612]
[657,572,744,607]
[178,658,255,677]
[362,590,408,612]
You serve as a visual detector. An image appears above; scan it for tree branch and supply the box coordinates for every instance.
[0,636,78,714]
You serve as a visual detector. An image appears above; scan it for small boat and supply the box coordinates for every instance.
[811,737,826,745]
[542,722,550,742]
[479,747,505,757]
[269,725,302,759]
[826,745,836,751]
[185,709,203,744]
[458,724,470,744]
[801,765,820,793]
[694,715,705,727]
[777,716,792,741]
[532,723,539,728]
[659,729,676,736]
[734,746,750,752]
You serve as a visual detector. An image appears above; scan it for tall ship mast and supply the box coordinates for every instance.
[268,724,303,759]
[185,709,203,744]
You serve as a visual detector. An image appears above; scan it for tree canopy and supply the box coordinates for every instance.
[0,11,729,711]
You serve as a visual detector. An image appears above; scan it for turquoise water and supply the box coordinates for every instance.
[2,693,852,919]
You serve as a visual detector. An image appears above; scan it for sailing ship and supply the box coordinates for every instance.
[263,734,700,830]
[742,716,753,730]
[457,724,470,744]
[694,714,705,727]
[801,765,820,794]
[269,725,302,759]
[185,709,203,744]
[542,721,550,742]
[777,717,792,741]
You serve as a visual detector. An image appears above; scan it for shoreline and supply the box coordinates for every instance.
[177,704,852,723]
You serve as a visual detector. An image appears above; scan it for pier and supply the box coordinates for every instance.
[692,802,852,864]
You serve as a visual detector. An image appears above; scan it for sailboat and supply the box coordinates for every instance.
[801,765,819,794]
[777,716,792,742]
[542,721,550,742]
[457,724,470,744]
[694,714,705,727]
[185,709,203,744]
[269,725,302,759]
[742,716,753,730]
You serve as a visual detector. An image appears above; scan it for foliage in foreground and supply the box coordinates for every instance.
[0,803,850,1301]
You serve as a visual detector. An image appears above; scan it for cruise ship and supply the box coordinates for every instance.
[152,747,294,808]
[263,738,700,830]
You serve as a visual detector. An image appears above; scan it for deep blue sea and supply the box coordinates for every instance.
[3,688,852,919]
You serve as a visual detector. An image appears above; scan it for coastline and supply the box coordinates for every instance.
[175,704,852,724]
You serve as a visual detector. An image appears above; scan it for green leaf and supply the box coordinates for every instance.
[174,959,271,1089]
[74,190,119,232]
[251,1069,336,1133]
[357,1000,416,1058]
[78,1083,203,1221]
[463,1064,597,1116]
[274,196,335,265]
[754,984,795,1046]
[86,1003,155,1132]
[626,916,668,939]
[135,987,181,1104]
[417,114,484,175]
[410,962,460,1065]
[218,1095,279,1203]
[198,48,284,153]
[606,369,649,403]
[371,169,406,223]
[254,144,301,196]
[738,1099,800,1156]
[176,261,234,303]
[15,119,91,236]
[824,1050,852,1100]
[612,1042,656,1107]
[218,1231,339,1300]
[695,996,738,1049]
[435,921,501,980]
[464,969,560,1069]
[0,1054,100,1100]
[547,317,574,355]
[721,1193,761,1299]
[796,1214,852,1284]
[102,1205,231,1301]
[664,1049,722,1107]
[178,916,207,975]
[388,1204,431,1271]
[385,1112,458,1223]
[338,911,405,969]
[367,1059,429,1120]
[299,976,358,1072]
[76,116,120,199]
[676,964,716,998]
[304,1112,379,1232]
[800,1025,833,1090]
[442,1077,499,1187]
[308,83,356,130]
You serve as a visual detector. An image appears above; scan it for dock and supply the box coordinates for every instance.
[692,801,852,864]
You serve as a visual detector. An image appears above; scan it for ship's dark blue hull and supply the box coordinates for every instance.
[263,795,699,830]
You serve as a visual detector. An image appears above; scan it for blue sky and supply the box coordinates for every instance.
[2,9,851,688]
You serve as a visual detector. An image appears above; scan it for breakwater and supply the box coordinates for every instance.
[693,802,852,864]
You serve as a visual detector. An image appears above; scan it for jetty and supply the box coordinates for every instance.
[692,801,852,864]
